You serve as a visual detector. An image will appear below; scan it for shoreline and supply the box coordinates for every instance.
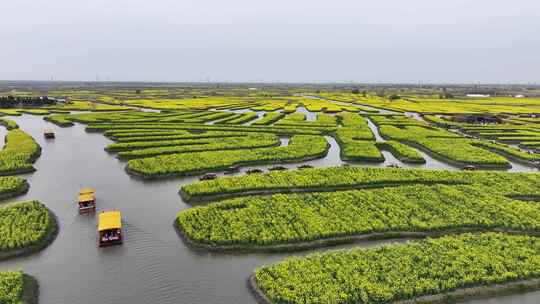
[22,274,39,304]
[125,147,330,179]
[368,120,513,170]
[0,206,59,262]
[0,180,29,201]
[174,223,540,253]
[376,143,427,164]
[111,141,282,160]
[387,138,511,170]
[248,274,540,304]
[179,180,469,204]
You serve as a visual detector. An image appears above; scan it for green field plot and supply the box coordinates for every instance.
[0,118,19,130]
[0,201,57,260]
[334,113,382,161]
[275,113,337,127]
[0,130,41,175]
[86,122,330,135]
[180,166,540,204]
[371,116,513,167]
[177,183,540,249]
[250,112,285,125]
[111,131,250,142]
[115,134,280,159]
[376,141,425,163]
[320,93,540,114]
[0,272,37,304]
[215,112,259,124]
[253,233,540,304]
[126,135,329,178]
[0,176,29,199]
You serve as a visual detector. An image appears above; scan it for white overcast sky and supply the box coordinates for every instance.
[1,0,539,83]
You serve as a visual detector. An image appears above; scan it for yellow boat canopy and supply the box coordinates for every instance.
[79,188,95,195]
[98,211,122,231]
[78,193,95,203]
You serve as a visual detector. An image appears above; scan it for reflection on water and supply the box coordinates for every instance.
[0,114,536,304]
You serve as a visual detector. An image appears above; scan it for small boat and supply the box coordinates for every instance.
[98,211,123,247]
[199,173,218,181]
[297,164,314,169]
[78,188,96,213]
[463,165,479,171]
[387,164,401,168]
[44,129,55,139]
[223,166,240,175]
[268,166,288,171]
[246,169,263,175]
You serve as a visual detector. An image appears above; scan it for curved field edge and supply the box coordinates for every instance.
[174,221,539,253]
[179,167,540,204]
[126,151,328,179]
[248,275,540,304]
[0,272,39,304]
[0,129,42,176]
[22,274,39,304]
[175,183,540,251]
[386,139,511,169]
[179,180,468,204]
[0,202,59,262]
[125,136,330,179]
[249,233,540,304]
[0,178,29,201]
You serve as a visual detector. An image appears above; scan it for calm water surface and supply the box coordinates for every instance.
[0,114,538,304]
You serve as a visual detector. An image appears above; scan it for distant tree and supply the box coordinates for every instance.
[388,94,400,101]
[362,91,367,97]
[351,88,360,94]
[135,89,141,94]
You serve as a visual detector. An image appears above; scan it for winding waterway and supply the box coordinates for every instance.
[0,114,538,304]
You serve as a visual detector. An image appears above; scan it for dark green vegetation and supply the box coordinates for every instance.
[0,201,58,261]
[253,233,540,304]
[0,177,29,199]
[0,272,38,304]
[0,130,41,175]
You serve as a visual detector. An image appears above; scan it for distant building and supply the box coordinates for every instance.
[514,94,525,98]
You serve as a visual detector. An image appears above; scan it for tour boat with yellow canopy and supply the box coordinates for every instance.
[77,188,96,213]
[98,211,123,247]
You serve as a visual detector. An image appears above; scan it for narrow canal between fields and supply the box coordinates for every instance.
[0,114,538,304]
